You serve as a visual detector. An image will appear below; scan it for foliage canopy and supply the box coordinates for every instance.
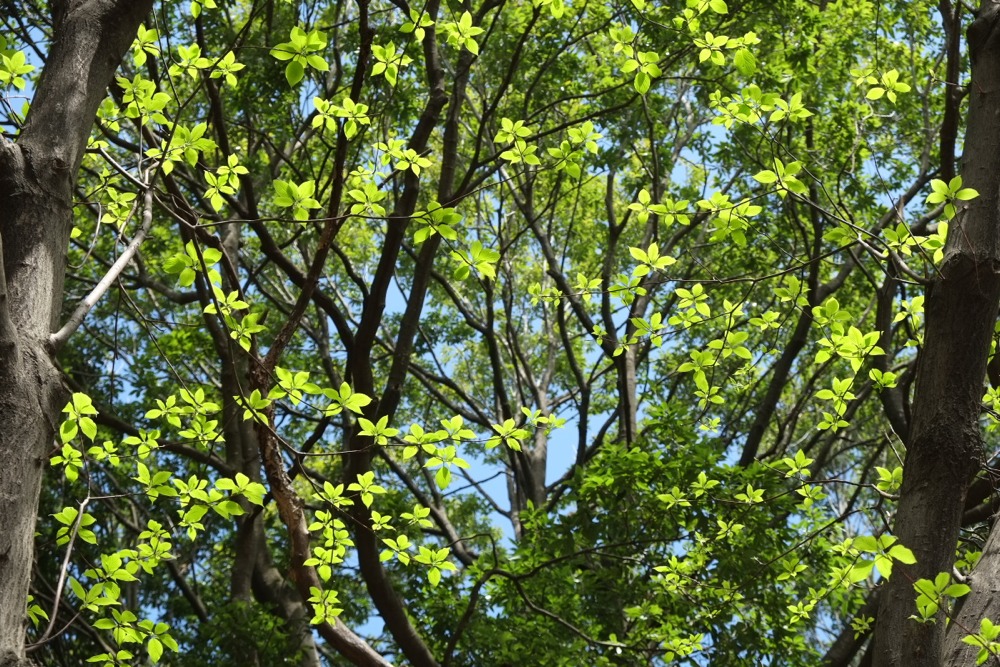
[2,0,1000,665]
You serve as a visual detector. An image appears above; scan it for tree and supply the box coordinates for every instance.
[3,1,1000,666]
[872,5,1000,666]
[0,3,155,665]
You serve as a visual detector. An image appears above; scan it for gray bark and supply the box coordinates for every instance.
[0,2,153,665]
[872,2,1000,665]
[943,521,1000,664]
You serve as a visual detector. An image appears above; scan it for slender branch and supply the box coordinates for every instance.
[260,0,375,373]
[31,496,90,648]
[50,186,155,351]
[378,449,475,565]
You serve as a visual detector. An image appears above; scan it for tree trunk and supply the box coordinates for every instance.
[872,3,1000,666]
[0,3,152,664]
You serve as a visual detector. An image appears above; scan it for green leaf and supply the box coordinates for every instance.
[734,48,755,76]
[148,637,163,662]
[634,71,650,94]
[853,535,879,552]
[889,544,916,564]
[306,55,329,71]
[285,61,304,86]
[80,418,97,441]
[849,561,874,582]
[945,583,971,598]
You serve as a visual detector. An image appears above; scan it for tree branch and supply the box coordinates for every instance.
[50,186,154,351]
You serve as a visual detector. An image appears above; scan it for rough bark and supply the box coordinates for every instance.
[0,3,153,665]
[872,3,1000,665]
[943,520,1000,664]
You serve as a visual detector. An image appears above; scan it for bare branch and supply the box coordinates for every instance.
[50,186,155,351]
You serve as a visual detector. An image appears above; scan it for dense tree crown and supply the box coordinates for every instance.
[3,0,1000,665]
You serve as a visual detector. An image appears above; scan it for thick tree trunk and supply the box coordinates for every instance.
[872,3,1000,666]
[0,347,64,667]
[0,2,152,664]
